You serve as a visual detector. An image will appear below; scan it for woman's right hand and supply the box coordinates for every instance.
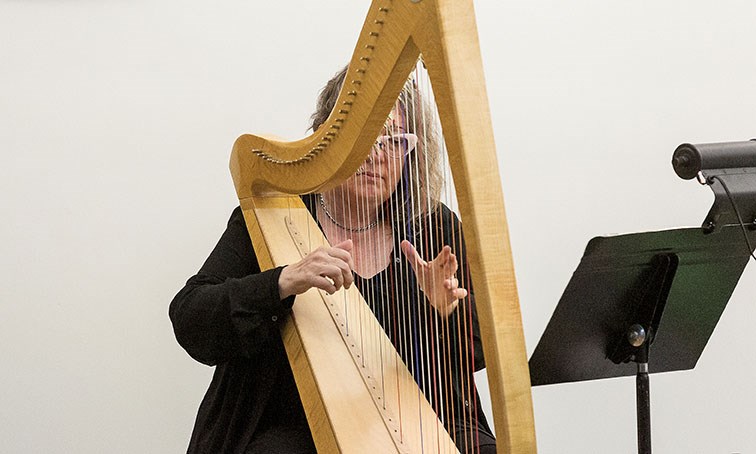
[278,240,354,299]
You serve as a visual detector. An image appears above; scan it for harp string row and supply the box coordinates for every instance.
[310,59,480,452]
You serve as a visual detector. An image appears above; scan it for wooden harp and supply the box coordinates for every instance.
[230,0,536,452]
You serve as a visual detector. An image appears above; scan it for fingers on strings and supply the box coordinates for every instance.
[305,246,355,295]
[401,240,467,301]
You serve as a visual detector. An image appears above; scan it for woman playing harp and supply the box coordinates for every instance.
[169,66,496,453]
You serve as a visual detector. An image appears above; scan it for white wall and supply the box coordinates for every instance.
[1,1,754,453]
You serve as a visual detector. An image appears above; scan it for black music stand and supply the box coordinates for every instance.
[528,225,756,454]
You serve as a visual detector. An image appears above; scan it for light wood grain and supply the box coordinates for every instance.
[231,0,537,452]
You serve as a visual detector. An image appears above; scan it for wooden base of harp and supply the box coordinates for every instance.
[241,195,460,453]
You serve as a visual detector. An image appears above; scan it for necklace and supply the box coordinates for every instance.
[318,194,379,232]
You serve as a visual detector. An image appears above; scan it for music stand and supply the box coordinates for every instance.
[528,225,756,454]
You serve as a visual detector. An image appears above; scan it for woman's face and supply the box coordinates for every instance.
[336,104,415,207]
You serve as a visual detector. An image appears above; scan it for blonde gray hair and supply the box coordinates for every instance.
[310,65,444,225]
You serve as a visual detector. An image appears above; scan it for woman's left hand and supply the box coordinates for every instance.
[400,240,468,319]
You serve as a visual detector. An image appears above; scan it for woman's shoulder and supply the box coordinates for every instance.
[230,205,244,221]
[430,202,461,227]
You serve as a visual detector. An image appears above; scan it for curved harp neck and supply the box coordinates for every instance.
[231,0,433,198]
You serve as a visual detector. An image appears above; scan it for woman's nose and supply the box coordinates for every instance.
[368,141,383,162]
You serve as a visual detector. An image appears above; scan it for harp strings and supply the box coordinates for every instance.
[413,60,481,453]
[315,59,481,452]
[418,63,449,450]
[420,62,468,452]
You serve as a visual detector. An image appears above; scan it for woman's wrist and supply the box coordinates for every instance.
[278,265,294,300]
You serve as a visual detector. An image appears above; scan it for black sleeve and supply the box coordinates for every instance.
[169,207,295,366]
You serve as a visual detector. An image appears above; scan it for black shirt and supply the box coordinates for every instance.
[170,202,495,453]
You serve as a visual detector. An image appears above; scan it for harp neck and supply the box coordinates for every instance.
[231,0,436,198]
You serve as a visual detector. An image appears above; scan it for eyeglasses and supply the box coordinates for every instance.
[373,133,418,159]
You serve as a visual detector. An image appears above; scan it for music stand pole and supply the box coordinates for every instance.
[635,339,651,454]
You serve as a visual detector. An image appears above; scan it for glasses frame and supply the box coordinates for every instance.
[373,132,418,159]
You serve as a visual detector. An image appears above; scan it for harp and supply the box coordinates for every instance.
[230,0,536,452]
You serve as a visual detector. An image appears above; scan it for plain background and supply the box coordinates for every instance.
[1,0,755,452]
